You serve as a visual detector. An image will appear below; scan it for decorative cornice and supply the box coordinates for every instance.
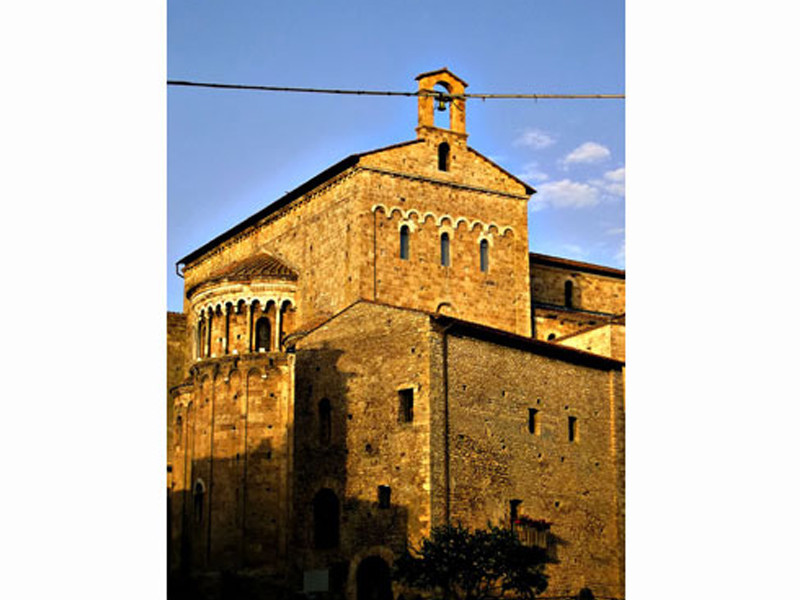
[371,203,516,237]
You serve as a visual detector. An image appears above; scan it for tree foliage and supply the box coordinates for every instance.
[393,523,552,600]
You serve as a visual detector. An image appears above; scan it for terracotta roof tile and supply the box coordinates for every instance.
[187,253,297,298]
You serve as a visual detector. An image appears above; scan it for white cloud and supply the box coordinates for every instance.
[563,142,611,165]
[601,167,625,196]
[532,179,600,211]
[514,128,555,149]
[517,161,549,183]
[589,167,626,197]
[605,227,625,236]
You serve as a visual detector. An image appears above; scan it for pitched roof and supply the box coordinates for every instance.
[415,67,469,87]
[186,252,297,298]
[430,312,625,370]
[529,252,625,279]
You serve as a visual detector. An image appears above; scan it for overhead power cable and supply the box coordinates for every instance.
[167,79,624,100]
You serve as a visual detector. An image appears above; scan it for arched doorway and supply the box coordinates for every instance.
[356,556,392,600]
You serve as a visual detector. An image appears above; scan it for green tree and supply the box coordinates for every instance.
[394,523,552,600]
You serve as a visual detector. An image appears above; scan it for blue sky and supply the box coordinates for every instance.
[168,0,625,310]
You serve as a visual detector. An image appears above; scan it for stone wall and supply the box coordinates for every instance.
[442,333,625,598]
[168,311,190,453]
[531,260,625,315]
[169,353,295,574]
[293,302,433,585]
[182,172,364,332]
[360,134,532,336]
[534,308,613,342]
[558,323,626,361]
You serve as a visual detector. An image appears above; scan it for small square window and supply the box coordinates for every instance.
[399,389,414,423]
[378,485,391,509]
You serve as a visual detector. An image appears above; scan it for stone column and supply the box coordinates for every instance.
[274,304,282,351]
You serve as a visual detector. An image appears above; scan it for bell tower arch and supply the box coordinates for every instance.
[415,68,468,139]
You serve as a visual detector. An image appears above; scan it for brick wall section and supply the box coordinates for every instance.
[168,312,190,454]
[534,308,613,342]
[293,302,434,575]
[531,262,625,315]
[182,173,364,331]
[558,323,626,361]
[442,333,625,599]
[169,353,295,573]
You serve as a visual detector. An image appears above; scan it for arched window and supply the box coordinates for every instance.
[196,319,205,358]
[193,479,206,524]
[399,225,410,260]
[480,239,489,272]
[564,280,574,309]
[433,82,451,129]
[313,488,340,549]
[440,232,451,267]
[256,317,271,352]
[438,142,450,171]
[318,398,332,445]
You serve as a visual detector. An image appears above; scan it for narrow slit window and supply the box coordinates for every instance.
[440,232,451,267]
[565,280,574,309]
[399,388,414,423]
[400,225,410,260]
[480,239,489,272]
[438,142,450,171]
[528,408,540,435]
[568,416,578,442]
[378,485,391,509]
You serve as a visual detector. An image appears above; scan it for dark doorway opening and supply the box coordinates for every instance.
[356,556,393,600]
[313,488,340,549]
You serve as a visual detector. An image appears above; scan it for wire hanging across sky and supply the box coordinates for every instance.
[167,79,624,101]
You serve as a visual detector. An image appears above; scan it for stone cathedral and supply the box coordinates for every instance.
[167,69,626,600]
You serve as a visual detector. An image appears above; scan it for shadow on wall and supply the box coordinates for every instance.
[294,344,411,597]
[168,342,411,600]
